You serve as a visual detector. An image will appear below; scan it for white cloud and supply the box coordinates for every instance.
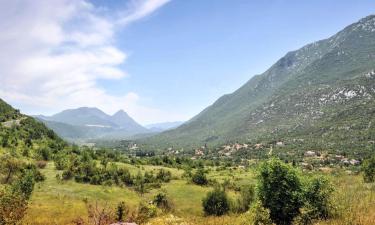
[0,0,176,124]
[117,0,170,26]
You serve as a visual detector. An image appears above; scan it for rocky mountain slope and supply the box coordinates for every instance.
[144,15,375,155]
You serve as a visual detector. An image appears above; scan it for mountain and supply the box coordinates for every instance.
[0,98,65,152]
[144,15,375,155]
[35,107,149,141]
[111,110,147,133]
[145,121,184,132]
[44,107,116,127]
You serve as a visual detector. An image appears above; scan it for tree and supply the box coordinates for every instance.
[0,154,22,184]
[202,187,230,216]
[257,158,303,225]
[362,156,375,183]
[192,168,208,185]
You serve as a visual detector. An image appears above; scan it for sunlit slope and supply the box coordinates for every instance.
[145,15,375,150]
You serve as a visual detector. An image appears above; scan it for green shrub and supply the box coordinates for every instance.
[156,169,172,183]
[136,202,157,224]
[301,176,334,223]
[362,156,375,183]
[11,171,35,200]
[257,158,303,225]
[153,192,173,212]
[192,168,208,185]
[202,187,230,216]
[249,201,273,225]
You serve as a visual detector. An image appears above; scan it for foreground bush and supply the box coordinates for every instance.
[136,202,157,224]
[249,201,273,225]
[303,176,334,220]
[257,158,303,225]
[202,187,230,216]
[0,188,28,225]
[257,158,335,225]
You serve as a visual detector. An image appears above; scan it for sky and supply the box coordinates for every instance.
[0,0,374,125]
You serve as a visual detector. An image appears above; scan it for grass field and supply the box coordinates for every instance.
[20,162,375,225]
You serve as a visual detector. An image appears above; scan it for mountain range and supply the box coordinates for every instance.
[35,107,149,141]
[35,107,185,141]
[142,15,375,154]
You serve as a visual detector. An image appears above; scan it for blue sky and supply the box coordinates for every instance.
[0,0,374,125]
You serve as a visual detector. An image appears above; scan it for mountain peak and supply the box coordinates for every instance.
[113,109,129,117]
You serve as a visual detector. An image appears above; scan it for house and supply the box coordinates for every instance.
[304,151,316,157]
[234,143,242,150]
[341,159,350,165]
[349,159,360,166]
[334,155,344,160]
[276,141,284,146]
[195,149,204,156]
[223,145,232,151]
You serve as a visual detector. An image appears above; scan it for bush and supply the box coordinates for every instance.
[362,156,375,183]
[54,154,68,170]
[37,147,51,161]
[136,202,157,224]
[249,201,273,225]
[0,154,23,184]
[202,187,230,216]
[301,176,334,222]
[153,192,173,212]
[86,202,115,225]
[156,169,172,183]
[62,170,74,180]
[192,168,208,185]
[233,184,255,213]
[36,160,47,169]
[0,189,28,225]
[257,158,303,225]
[11,171,35,200]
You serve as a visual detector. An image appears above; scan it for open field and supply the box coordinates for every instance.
[19,162,375,225]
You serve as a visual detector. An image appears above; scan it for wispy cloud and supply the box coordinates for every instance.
[117,0,170,26]
[0,0,173,124]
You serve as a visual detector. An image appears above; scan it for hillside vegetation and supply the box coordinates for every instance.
[144,15,375,155]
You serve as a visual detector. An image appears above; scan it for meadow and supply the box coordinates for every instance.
[20,162,375,225]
